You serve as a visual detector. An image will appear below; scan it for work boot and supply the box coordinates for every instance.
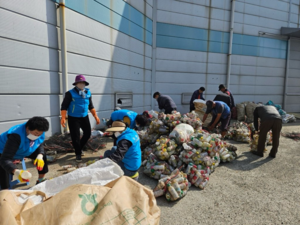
[268,153,276,158]
[76,155,82,162]
[251,150,263,157]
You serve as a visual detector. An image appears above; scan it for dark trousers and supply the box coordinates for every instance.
[165,108,177,114]
[0,151,48,190]
[257,119,282,156]
[104,147,137,177]
[68,115,91,156]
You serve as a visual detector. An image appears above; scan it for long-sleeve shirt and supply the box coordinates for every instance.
[157,95,177,112]
[214,93,232,108]
[224,89,235,108]
[107,139,132,163]
[61,88,94,111]
[190,90,205,111]
[0,134,44,173]
[253,105,282,131]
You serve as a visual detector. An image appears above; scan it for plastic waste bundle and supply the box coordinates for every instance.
[148,110,158,119]
[143,153,173,179]
[282,114,296,123]
[153,169,189,201]
[149,119,169,134]
[250,133,270,152]
[181,113,202,130]
[226,122,251,143]
[169,124,194,143]
[153,136,178,160]
[187,164,210,190]
[137,130,159,147]
[163,112,182,130]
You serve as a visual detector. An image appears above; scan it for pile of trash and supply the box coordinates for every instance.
[61,159,99,173]
[236,100,296,124]
[139,112,238,201]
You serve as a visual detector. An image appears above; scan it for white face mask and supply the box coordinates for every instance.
[114,132,121,138]
[136,124,140,128]
[27,133,39,141]
[76,83,85,90]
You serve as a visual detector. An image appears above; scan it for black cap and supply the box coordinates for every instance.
[205,100,213,114]
[218,84,225,91]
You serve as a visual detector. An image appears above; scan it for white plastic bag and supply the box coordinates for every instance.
[169,124,194,143]
[30,158,124,197]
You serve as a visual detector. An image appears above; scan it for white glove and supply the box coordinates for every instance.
[15,169,32,183]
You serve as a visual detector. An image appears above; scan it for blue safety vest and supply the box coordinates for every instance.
[67,88,91,117]
[0,123,45,159]
[213,101,231,119]
[117,128,141,171]
[111,110,138,129]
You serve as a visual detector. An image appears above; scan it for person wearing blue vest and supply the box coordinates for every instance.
[107,109,148,129]
[60,75,100,162]
[202,100,231,137]
[0,117,49,190]
[102,121,141,181]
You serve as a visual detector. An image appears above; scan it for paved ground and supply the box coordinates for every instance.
[14,122,300,225]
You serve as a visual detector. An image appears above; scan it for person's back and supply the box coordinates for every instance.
[111,109,138,129]
[254,105,282,122]
[214,93,231,108]
[158,95,177,113]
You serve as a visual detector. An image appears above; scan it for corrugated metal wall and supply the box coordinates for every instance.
[0,0,299,135]
[155,0,300,113]
[0,0,60,135]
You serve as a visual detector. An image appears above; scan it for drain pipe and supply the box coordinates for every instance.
[283,0,292,110]
[59,0,68,133]
[151,0,157,109]
[226,0,235,89]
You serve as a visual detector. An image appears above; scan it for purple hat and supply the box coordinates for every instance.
[72,74,89,86]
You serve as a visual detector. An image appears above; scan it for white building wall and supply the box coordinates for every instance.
[0,0,60,135]
[154,0,299,113]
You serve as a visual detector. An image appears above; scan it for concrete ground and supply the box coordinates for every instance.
[13,122,300,225]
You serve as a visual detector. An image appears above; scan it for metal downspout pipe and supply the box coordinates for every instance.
[59,0,68,133]
[151,0,157,109]
[226,0,235,89]
[283,0,292,110]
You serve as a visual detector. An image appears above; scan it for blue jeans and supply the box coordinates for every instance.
[104,147,137,177]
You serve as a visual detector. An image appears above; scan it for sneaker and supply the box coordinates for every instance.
[81,151,85,156]
[251,150,263,157]
[76,155,82,162]
[36,178,47,185]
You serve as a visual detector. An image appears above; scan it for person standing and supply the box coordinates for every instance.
[219,84,235,108]
[202,100,231,137]
[251,105,282,158]
[190,87,206,112]
[60,75,100,162]
[102,121,141,180]
[153,92,177,114]
[0,117,49,190]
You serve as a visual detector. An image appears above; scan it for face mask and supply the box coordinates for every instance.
[136,124,140,128]
[76,83,85,90]
[27,133,39,141]
[114,132,121,138]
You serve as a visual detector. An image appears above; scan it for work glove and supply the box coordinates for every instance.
[90,109,100,125]
[34,154,44,171]
[15,169,32,183]
[61,110,67,128]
